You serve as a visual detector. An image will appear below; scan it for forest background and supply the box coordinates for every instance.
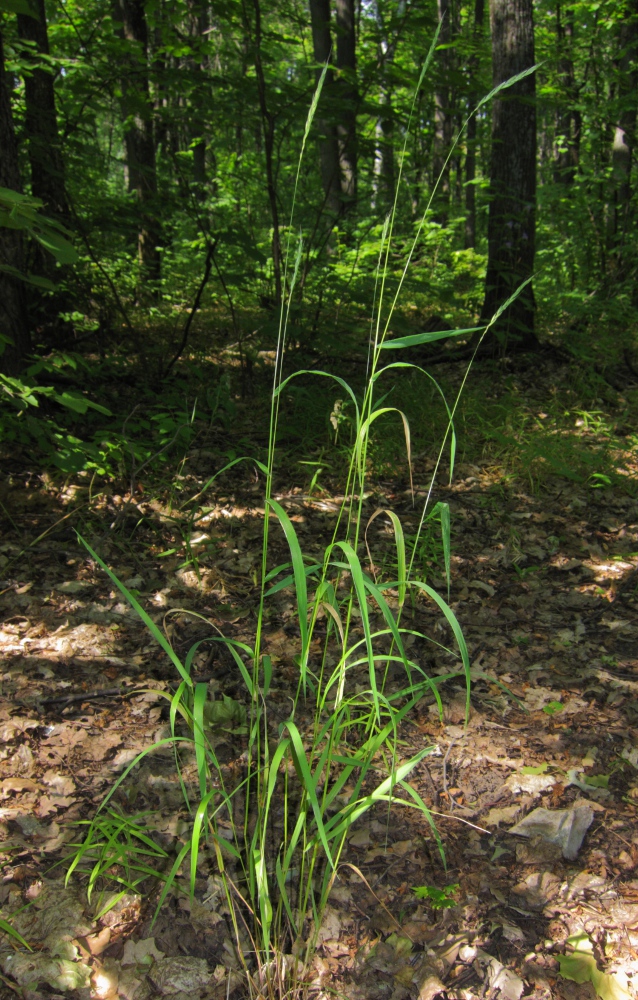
[0,0,637,485]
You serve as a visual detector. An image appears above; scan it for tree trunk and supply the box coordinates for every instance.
[478,0,537,351]
[308,0,341,214]
[464,0,484,249]
[432,0,452,223]
[116,0,162,285]
[187,0,209,195]
[554,0,581,185]
[335,0,357,209]
[249,0,282,306]
[371,0,406,211]
[607,0,638,270]
[17,0,68,220]
[0,30,31,375]
[17,0,73,346]
[0,29,30,375]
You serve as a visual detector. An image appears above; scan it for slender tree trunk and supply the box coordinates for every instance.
[116,0,162,285]
[372,0,406,211]
[17,0,73,346]
[17,0,68,220]
[479,0,537,350]
[249,0,282,305]
[308,0,341,214]
[464,0,484,248]
[335,0,357,209]
[187,0,209,195]
[554,0,581,185]
[607,0,638,270]
[0,29,30,375]
[432,0,452,223]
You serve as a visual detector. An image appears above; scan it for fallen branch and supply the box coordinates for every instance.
[163,241,216,376]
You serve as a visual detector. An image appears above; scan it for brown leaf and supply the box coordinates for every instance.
[1,777,38,797]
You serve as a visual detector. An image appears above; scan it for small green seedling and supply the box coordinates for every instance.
[583,774,609,789]
[520,762,549,775]
[411,883,459,909]
[543,700,564,715]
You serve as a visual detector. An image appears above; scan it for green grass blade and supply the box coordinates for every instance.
[433,502,451,598]
[275,855,297,933]
[268,499,309,673]
[264,562,321,598]
[262,654,272,696]
[410,581,471,721]
[182,457,268,509]
[151,840,192,927]
[320,745,436,843]
[77,534,192,687]
[274,371,360,427]
[0,916,32,951]
[254,846,273,956]
[398,779,446,867]
[190,788,218,901]
[193,682,209,800]
[366,509,407,608]
[282,721,333,867]
[333,541,378,717]
[475,63,540,114]
[379,327,481,350]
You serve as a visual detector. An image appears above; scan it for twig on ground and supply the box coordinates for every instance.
[442,737,457,807]
[164,242,216,376]
[42,684,139,706]
[428,810,489,834]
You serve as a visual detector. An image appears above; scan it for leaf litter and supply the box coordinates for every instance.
[1,429,638,999]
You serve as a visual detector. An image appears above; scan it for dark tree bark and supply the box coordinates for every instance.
[607,0,638,268]
[115,0,162,285]
[0,28,30,375]
[464,0,484,249]
[308,0,341,214]
[554,0,581,185]
[249,0,282,305]
[335,0,357,209]
[371,0,406,211]
[432,0,452,223]
[479,0,537,351]
[17,0,68,220]
[186,0,210,195]
[17,0,73,346]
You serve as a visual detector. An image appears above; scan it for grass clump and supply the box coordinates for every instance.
[62,54,538,998]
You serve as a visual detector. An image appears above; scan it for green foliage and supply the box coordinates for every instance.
[64,808,174,914]
[0,188,78,282]
[411,883,459,908]
[557,932,631,1000]
[543,700,564,715]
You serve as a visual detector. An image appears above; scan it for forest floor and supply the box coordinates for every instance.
[1,353,638,1000]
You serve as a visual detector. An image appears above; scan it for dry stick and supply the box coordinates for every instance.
[248,0,282,306]
[0,501,93,577]
[127,421,190,499]
[168,153,241,345]
[428,810,489,834]
[164,241,216,376]
[42,684,139,706]
[67,199,138,347]
[442,737,457,807]
[342,863,404,934]
[41,669,220,707]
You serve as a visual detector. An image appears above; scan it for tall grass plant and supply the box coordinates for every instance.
[66,49,537,998]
